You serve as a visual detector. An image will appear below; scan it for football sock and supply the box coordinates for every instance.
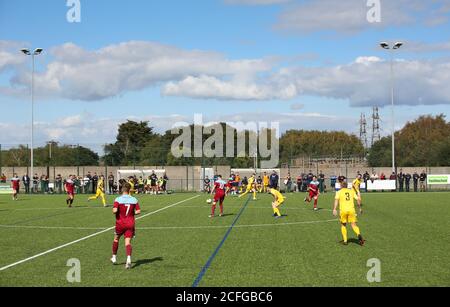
[341,226,348,243]
[112,241,119,255]
[273,207,281,217]
[314,199,318,209]
[352,225,361,237]
[126,245,132,257]
[211,205,216,216]
[66,199,69,205]
[253,191,257,199]
[219,204,223,215]
[101,195,106,206]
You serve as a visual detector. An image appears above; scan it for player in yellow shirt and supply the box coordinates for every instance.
[88,175,107,207]
[263,172,270,193]
[333,176,365,246]
[268,187,285,218]
[128,177,136,194]
[238,174,257,200]
[352,174,363,201]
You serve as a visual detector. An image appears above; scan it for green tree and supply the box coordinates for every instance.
[368,115,450,167]
[103,121,158,166]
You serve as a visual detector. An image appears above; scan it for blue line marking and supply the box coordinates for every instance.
[192,196,252,287]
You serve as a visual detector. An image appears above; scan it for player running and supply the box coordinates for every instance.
[352,174,363,203]
[304,176,320,211]
[65,175,76,208]
[88,175,107,207]
[333,176,365,246]
[209,175,230,218]
[111,183,141,269]
[268,187,285,218]
[238,173,257,200]
[10,174,20,201]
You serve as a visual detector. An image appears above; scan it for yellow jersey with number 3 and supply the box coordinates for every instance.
[335,188,358,212]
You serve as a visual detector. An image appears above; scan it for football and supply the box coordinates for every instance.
[206,199,212,204]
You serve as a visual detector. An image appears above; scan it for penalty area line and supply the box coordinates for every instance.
[0,195,200,272]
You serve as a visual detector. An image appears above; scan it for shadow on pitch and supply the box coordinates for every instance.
[219,213,235,218]
[133,257,164,268]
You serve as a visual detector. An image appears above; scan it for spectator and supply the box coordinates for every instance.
[22,174,30,194]
[398,169,405,192]
[302,173,308,192]
[318,171,325,193]
[40,174,46,193]
[203,176,211,193]
[413,172,419,192]
[389,172,396,180]
[86,172,92,193]
[162,173,169,193]
[330,175,337,191]
[269,171,279,190]
[371,172,379,182]
[83,174,91,194]
[420,170,427,192]
[405,173,412,192]
[32,173,39,193]
[44,176,50,193]
[363,171,370,193]
[380,173,386,180]
[285,173,292,193]
[55,174,62,194]
[0,174,6,183]
[307,170,314,185]
[296,175,302,193]
[108,172,115,194]
[92,172,99,194]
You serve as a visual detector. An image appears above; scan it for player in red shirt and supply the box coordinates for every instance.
[304,176,320,211]
[209,175,230,218]
[65,175,76,208]
[11,174,20,201]
[111,183,141,269]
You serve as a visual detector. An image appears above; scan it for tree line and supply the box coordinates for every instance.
[1,115,448,168]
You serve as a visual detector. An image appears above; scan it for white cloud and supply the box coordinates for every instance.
[3,41,273,101]
[2,40,450,107]
[275,0,450,34]
[0,41,28,73]
[162,75,297,100]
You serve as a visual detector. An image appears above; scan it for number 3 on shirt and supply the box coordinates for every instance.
[345,193,351,201]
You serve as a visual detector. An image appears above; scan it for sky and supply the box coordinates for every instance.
[0,0,450,152]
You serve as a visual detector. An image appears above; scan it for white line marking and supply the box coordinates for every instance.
[0,195,200,272]
[0,218,337,231]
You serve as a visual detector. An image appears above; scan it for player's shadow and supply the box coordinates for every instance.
[348,238,363,246]
[133,257,164,268]
[219,213,235,218]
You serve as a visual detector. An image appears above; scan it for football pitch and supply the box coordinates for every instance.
[0,192,449,287]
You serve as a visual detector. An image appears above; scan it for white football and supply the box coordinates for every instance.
[206,199,212,204]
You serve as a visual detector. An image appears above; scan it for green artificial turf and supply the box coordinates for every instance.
[0,191,449,287]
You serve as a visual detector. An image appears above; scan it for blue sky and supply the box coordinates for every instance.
[0,0,449,150]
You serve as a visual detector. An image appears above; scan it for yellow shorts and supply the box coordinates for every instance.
[340,211,357,224]
[274,199,285,207]
[95,190,105,198]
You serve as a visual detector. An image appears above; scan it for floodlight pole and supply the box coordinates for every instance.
[389,49,395,175]
[380,42,402,175]
[22,48,43,179]
[31,53,35,180]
